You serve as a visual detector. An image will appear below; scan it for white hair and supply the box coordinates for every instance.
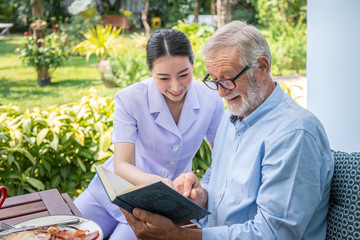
[203,21,272,74]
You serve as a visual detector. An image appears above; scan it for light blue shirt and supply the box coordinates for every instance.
[195,83,334,239]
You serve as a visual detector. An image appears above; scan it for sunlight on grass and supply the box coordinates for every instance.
[0,35,119,112]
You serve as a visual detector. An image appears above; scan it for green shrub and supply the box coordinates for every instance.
[58,14,103,51]
[192,140,212,179]
[105,52,149,88]
[0,88,114,198]
[253,0,307,75]
[72,25,123,62]
[15,32,69,75]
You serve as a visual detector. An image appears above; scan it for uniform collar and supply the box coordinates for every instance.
[148,78,200,137]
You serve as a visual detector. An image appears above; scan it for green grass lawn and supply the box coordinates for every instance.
[0,35,120,112]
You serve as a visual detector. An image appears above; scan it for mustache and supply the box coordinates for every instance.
[223,92,241,101]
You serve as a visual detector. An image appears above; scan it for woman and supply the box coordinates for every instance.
[74,29,224,239]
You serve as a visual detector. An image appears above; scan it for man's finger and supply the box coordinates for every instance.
[121,208,137,223]
[174,175,184,194]
[132,208,159,222]
[183,175,195,197]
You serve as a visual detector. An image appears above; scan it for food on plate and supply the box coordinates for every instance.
[3,225,100,240]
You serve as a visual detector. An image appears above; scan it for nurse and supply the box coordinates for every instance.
[74,29,224,239]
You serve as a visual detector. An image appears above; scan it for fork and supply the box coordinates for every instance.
[1,218,81,232]
[1,222,14,231]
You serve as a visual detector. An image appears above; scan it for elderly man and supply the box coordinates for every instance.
[122,21,334,240]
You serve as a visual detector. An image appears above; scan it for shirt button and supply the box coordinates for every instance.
[162,172,168,178]
[168,160,175,165]
[172,145,179,151]
[237,133,241,137]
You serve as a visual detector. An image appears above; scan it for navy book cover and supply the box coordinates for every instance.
[95,165,210,224]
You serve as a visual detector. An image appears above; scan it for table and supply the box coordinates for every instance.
[0,23,14,37]
[0,188,82,231]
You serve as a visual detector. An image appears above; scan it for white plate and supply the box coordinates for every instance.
[12,215,103,239]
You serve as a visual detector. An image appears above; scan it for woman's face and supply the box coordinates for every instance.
[151,56,193,103]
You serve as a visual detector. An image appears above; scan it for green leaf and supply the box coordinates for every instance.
[79,149,94,159]
[198,160,210,171]
[51,175,61,188]
[99,131,112,151]
[94,121,104,135]
[14,129,23,146]
[50,134,59,151]
[76,157,87,172]
[74,130,85,146]
[26,177,45,190]
[37,128,49,146]
[23,149,35,165]
[199,146,204,159]
[60,166,70,179]
[22,118,32,135]
[7,153,15,165]
[42,159,51,173]
[96,150,113,161]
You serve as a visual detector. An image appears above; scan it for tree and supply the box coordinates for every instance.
[217,0,231,28]
[30,0,43,18]
[211,0,216,15]
[194,0,200,23]
[142,0,150,36]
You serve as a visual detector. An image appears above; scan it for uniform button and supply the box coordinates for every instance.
[237,133,241,137]
[172,145,179,151]
[168,160,175,165]
[219,194,222,198]
[162,172,168,178]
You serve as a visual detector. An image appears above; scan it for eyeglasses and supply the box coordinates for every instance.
[203,66,250,90]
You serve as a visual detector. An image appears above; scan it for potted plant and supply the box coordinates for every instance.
[16,33,68,86]
[72,25,123,88]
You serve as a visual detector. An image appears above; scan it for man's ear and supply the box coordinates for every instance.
[257,56,270,75]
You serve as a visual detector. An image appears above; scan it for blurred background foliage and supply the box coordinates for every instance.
[0,0,307,197]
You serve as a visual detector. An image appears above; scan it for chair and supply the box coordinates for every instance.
[326,150,360,239]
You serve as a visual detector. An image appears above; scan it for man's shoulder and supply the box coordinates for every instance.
[270,98,328,141]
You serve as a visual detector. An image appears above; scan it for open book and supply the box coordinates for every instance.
[95,165,210,224]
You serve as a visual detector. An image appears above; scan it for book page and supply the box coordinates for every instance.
[102,167,135,195]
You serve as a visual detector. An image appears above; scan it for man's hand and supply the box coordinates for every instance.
[121,208,201,240]
[174,172,208,209]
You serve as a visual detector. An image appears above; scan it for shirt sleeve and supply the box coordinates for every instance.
[192,164,212,227]
[205,97,224,142]
[201,129,333,239]
[111,91,137,143]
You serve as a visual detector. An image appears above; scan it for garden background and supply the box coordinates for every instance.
[0,0,307,198]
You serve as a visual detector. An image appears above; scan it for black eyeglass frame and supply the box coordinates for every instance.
[203,65,250,90]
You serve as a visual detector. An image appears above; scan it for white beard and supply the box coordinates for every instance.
[224,76,267,117]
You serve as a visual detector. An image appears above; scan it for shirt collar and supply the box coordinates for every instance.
[229,82,283,126]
